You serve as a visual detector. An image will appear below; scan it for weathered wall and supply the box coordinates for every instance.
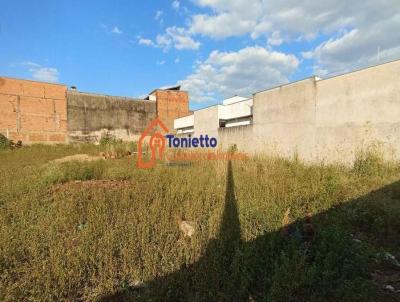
[218,125,254,151]
[218,60,400,163]
[155,90,189,131]
[0,77,67,143]
[67,91,156,142]
[252,78,317,158]
[314,60,400,163]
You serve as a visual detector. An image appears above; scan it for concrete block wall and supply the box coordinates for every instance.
[217,60,400,164]
[314,60,400,163]
[252,78,317,159]
[218,125,254,151]
[0,77,67,143]
[67,91,157,142]
[193,105,220,138]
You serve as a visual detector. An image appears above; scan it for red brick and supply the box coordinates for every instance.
[0,77,67,99]
[0,112,17,130]
[155,90,189,124]
[59,120,68,131]
[8,132,26,141]
[44,84,66,100]
[21,81,45,98]
[28,133,47,142]
[20,114,54,131]
[0,94,17,112]
[48,133,66,142]
[0,78,23,95]
[20,96,54,115]
[54,98,67,118]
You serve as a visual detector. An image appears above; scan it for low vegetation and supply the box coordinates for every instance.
[0,143,399,301]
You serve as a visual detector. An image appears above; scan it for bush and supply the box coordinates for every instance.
[353,150,386,177]
[0,134,10,150]
[267,227,371,302]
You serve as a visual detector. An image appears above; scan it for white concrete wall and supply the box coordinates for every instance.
[218,60,400,164]
[174,114,194,129]
[218,125,254,151]
[251,77,317,159]
[223,96,249,105]
[219,99,252,120]
[314,60,400,163]
[225,120,251,128]
[193,106,220,138]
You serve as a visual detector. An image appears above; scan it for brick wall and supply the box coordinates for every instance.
[155,89,189,131]
[0,77,191,144]
[0,77,67,143]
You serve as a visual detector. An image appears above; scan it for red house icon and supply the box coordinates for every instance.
[137,118,169,169]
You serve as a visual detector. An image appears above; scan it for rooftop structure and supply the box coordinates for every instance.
[174,95,253,134]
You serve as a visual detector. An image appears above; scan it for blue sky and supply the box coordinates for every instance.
[1,0,399,110]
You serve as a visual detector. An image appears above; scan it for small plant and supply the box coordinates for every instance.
[228,144,238,154]
[0,134,10,150]
[99,134,114,146]
[353,150,385,176]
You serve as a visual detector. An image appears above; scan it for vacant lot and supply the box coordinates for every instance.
[0,144,399,301]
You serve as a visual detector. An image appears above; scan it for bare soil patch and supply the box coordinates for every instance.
[52,154,104,163]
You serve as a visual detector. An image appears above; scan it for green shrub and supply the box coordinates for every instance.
[353,151,385,176]
[0,134,10,150]
[99,135,114,146]
[41,160,106,184]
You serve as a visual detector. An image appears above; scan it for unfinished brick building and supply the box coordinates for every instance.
[0,76,190,144]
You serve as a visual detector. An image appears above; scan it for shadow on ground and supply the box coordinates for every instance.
[100,161,400,302]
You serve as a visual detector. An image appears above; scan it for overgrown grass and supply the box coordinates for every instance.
[0,145,399,301]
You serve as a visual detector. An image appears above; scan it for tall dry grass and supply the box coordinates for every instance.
[0,144,399,301]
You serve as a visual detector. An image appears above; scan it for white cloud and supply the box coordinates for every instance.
[157,60,166,65]
[21,62,59,83]
[154,10,164,24]
[190,13,256,39]
[172,1,180,10]
[178,46,299,102]
[156,34,172,50]
[167,27,200,50]
[307,15,400,75]
[189,0,261,39]
[138,37,155,46]
[32,68,59,82]
[185,0,400,74]
[111,26,123,34]
[301,51,314,60]
[142,27,200,51]
[20,61,41,68]
[267,31,283,46]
